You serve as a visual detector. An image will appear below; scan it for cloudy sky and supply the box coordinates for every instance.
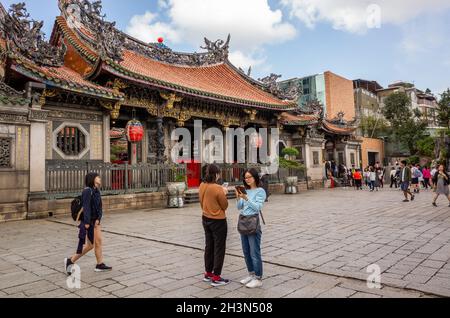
[2,0,450,94]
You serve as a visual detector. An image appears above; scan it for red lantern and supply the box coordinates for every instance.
[125,119,144,143]
[251,133,264,149]
[158,37,164,43]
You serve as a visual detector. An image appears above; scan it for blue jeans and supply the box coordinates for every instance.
[241,230,263,279]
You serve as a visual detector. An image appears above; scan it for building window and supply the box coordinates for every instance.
[313,151,320,165]
[350,153,356,166]
[0,138,12,168]
[56,126,86,156]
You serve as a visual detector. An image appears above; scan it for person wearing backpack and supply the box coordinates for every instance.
[235,168,267,289]
[411,164,422,194]
[64,172,112,275]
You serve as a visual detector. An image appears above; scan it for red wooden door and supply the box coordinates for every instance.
[187,162,201,188]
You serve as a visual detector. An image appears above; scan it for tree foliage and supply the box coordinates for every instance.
[382,92,428,155]
[437,88,450,129]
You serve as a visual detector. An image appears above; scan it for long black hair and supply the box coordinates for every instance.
[243,168,261,189]
[85,172,100,188]
[204,164,221,184]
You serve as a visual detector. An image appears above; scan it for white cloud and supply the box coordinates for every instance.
[126,0,296,71]
[228,51,265,71]
[157,0,170,9]
[126,11,180,43]
[281,0,450,34]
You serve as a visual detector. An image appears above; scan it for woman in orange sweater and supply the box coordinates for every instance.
[199,164,230,287]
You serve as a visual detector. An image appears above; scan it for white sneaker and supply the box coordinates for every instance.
[240,276,254,285]
[246,279,263,289]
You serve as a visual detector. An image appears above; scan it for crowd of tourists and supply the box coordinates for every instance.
[325,160,450,206]
[63,160,448,290]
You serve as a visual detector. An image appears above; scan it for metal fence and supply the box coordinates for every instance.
[45,161,306,198]
[215,163,306,185]
[46,162,186,198]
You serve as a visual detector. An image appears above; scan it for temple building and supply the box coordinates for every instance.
[0,0,359,221]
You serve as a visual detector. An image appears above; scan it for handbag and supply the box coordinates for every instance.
[237,211,266,236]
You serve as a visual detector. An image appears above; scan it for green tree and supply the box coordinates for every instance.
[360,115,389,138]
[382,92,427,154]
[437,89,450,129]
[416,136,435,157]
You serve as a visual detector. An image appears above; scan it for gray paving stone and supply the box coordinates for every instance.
[1,189,447,298]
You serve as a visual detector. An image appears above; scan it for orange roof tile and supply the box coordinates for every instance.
[54,15,294,109]
[11,55,121,99]
[104,50,291,109]
[279,112,318,125]
[55,16,98,62]
[322,121,356,135]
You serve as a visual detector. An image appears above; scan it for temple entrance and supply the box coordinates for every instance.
[110,119,143,164]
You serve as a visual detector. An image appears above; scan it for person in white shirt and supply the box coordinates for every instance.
[369,167,377,192]
[390,167,398,188]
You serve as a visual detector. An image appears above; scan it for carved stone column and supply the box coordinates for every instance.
[156,116,165,164]
[27,90,51,220]
[28,88,50,197]
[103,112,111,163]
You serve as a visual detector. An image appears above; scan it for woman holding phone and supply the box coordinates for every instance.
[235,168,267,288]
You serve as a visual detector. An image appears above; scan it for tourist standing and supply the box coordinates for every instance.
[431,165,438,187]
[422,166,431,190]
[199,164,230,287]
[400,161,415,202]
[390,167,398,188]
[411,164,422,194]
[65,173,112,275]
[369,167,377,192]
[353,169,363,190]
[236,168,267,289]
[375,163,384,189]
[364,168,370,189]
[431,164,450,207]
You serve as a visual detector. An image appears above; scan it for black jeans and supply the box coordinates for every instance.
[390,177,398,188]
[202,216,228,276]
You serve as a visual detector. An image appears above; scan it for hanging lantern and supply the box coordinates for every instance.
[251,133,264,149]
[126,119,144,143]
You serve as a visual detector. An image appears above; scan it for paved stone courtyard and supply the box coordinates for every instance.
[1,187,450,298]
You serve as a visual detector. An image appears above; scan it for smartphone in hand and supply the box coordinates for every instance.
[235,186,247,195]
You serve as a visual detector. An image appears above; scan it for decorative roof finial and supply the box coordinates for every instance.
[0,2,66,66]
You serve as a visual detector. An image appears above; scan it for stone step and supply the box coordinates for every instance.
[185,190,237,204]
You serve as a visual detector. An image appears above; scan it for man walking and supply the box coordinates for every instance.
[400,160,415,202]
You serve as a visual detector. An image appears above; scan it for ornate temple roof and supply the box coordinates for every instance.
[52,0,296,110]
[10,54,123,99]
[278,112,318,126]
[278,99,356,135]
[322,121,357,135]
[0,82,29,106]
[0,2,122,101]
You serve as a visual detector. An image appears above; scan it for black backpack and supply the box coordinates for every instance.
[71,188,93,222]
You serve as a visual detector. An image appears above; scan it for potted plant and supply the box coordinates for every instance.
[166,168,187,208]
[279,147,305,194]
